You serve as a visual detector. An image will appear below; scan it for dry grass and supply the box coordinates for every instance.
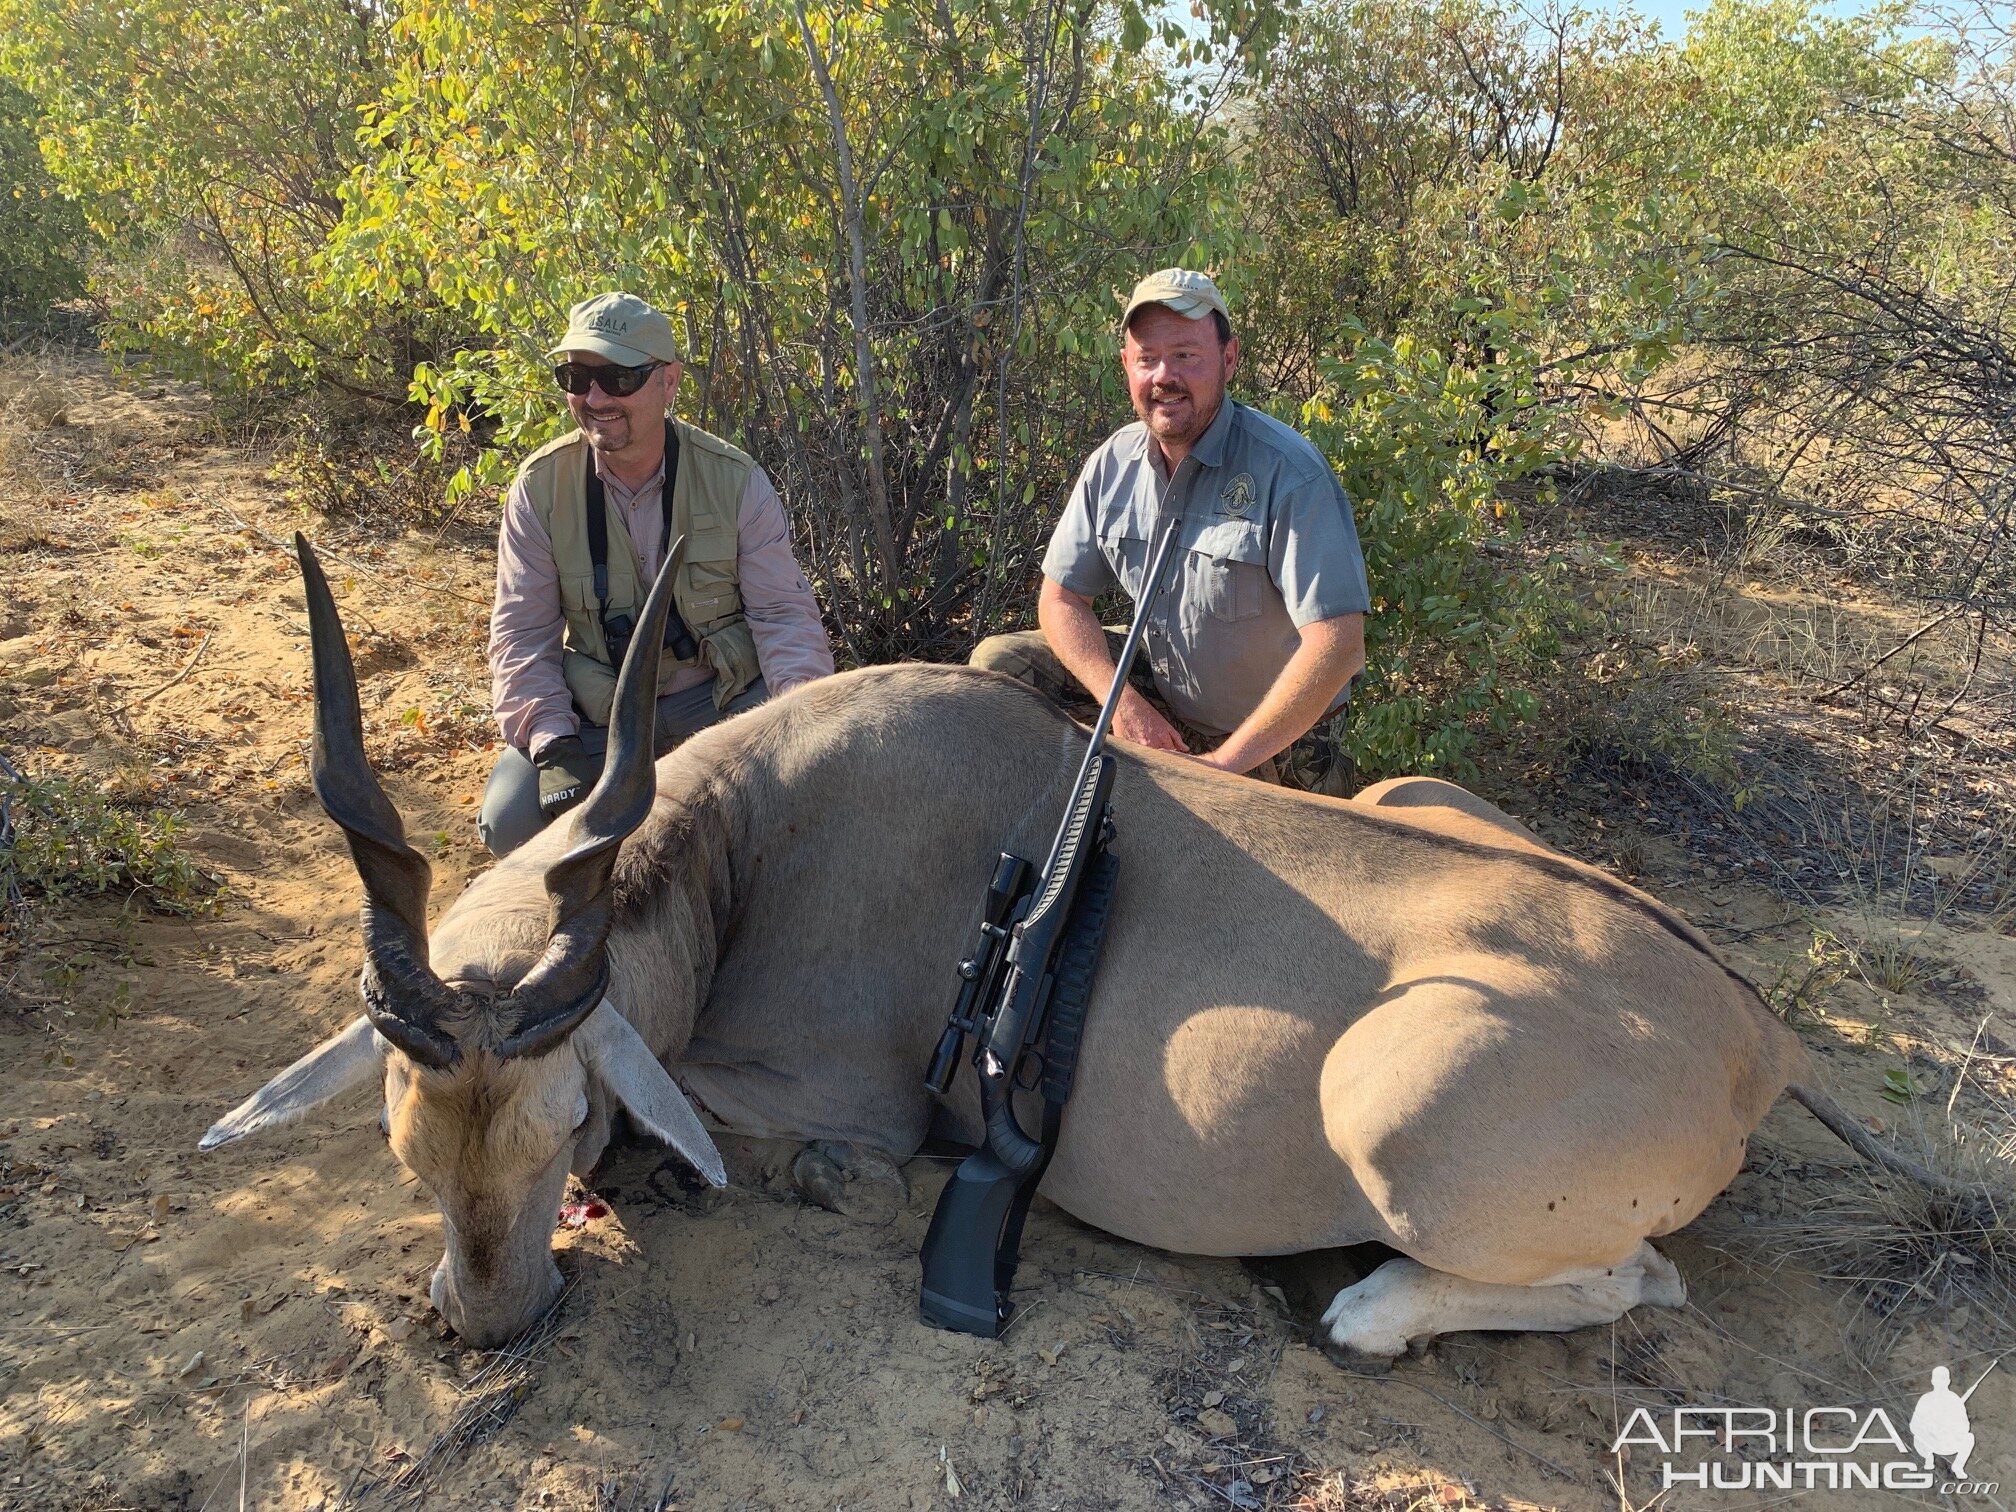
[1718,1116,2016,1361]
[341,1292,574,1509]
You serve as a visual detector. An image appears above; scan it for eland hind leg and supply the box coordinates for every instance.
[1318,1242,1685,1371]
[1351,776,1546,849]
[1316,974,1751,1366]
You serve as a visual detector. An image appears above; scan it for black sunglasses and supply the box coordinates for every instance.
[552,359,664,397]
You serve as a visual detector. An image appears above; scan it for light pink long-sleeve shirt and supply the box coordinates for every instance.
[489,450,835,755]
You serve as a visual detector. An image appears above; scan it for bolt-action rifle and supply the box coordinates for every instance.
[918,507,1186,1337]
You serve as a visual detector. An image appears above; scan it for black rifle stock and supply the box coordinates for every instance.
[918,508,1185,1337]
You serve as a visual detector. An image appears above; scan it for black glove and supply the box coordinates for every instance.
[535,735,601,820]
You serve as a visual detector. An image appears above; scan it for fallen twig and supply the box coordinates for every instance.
[112,631,209,713]
[1949,1012,1994,1119]
[208,495,488,609]
[1812,607,1964,702]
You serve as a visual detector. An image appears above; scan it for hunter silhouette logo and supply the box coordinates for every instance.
[1913,1363,1995,1480]
[1220,473,1257,518]
[1612,1358,2000,1494]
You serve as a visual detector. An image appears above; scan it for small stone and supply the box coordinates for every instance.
[761,1284,780,1304]
[1195,1407,1237,1437]
[726,1310,742,1324]
[176,1351,206,1380]
[1227,1355,1248,1373]
[1202,1389,1224,1408]
[384,1316,416,1342]
[715,1415,744,1433]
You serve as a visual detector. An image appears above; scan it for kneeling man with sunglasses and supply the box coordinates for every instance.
[479,291,835,857]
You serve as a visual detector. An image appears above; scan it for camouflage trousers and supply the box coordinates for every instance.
[968,629,1353,797]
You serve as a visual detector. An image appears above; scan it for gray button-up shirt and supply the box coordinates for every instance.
[1041,399,1371,736]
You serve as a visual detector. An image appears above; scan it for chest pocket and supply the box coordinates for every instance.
[683,529,742,623]
[1186,518,1268,621]
[1094,521,1154,603]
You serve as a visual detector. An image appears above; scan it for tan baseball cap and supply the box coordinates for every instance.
[547,291,681,365]
[1121,267,1229,330]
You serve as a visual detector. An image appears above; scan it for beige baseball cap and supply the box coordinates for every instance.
[1121,267,1230,330]
[547,291,681,365]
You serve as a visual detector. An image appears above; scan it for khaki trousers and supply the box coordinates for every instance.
[968,629,1352,796]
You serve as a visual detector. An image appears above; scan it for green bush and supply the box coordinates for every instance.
[0,79,90,319]
[1299,326,1564,781]
[1,772,223,916]
[272,406,479,533]
[0,0,415,397]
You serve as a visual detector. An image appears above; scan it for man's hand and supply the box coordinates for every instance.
[1112,687,1189,752]
[534,735,601,820]
[1038,578,1190,752]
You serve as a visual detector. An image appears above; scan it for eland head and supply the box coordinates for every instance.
[202,535,724,1347]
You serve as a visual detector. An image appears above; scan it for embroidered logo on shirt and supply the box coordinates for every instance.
[1220,472,1257,518]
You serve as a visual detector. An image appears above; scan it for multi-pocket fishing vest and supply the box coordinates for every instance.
[523,420,761,725]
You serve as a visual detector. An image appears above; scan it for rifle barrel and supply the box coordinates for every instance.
[1959,1359,1999,1402]
[1041,509,1183,879]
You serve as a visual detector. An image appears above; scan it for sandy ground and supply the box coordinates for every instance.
[1,361,2012,1511]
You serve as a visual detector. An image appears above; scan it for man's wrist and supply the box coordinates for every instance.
[1204,744,1255,773]
[1208,729,1285,774]
[528,723,579,761]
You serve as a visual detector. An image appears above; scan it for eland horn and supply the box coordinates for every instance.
[297,534,463,1068]
[495,534,688,1059]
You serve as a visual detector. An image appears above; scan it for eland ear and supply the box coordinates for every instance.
[575,1001,727,1187]
[200,1015,387,1151]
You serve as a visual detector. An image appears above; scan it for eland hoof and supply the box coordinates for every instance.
[792,1146,848,1213]
[817,1139,910,1199]
[1320,1335,1398,1375]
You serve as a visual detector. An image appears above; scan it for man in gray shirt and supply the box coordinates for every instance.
[972,268,1369,793]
